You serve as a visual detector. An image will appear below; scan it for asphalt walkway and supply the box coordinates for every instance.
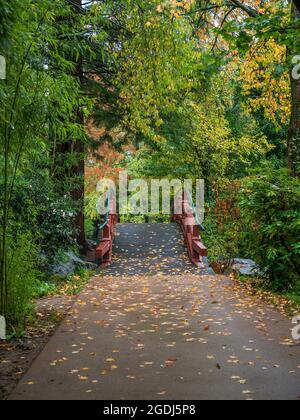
[9,224,300,400]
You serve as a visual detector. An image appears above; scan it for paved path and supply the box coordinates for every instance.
[9,224,300,400]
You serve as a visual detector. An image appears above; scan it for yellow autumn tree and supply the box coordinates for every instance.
[239,38,290,126]
[156,0,195,17]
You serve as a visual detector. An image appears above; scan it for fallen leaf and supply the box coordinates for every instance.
[106,357,117,363]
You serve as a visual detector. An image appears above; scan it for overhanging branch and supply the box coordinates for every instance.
[229,0,259,18]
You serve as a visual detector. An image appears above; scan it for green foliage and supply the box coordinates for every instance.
[202,181,242,273]
[36,194,77,259]
[240,164,300,291]
[119,213,170,224]
[33,268,96,299]
[113,0,203,143]
[4,232,40,333]
[202,219,240,274]
[202,166,300,289]
[0,0,93,320]
[125,71,273,195]
[85,189,100,221]
[8,173,78,259]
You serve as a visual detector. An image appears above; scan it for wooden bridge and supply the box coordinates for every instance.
[94,190,211,274]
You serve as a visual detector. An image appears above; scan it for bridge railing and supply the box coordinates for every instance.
[95,189,117,267]
[172,190,208,267]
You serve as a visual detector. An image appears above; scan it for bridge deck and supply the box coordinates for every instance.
[102,223,213,276]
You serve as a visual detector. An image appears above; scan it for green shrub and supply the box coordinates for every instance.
[203,219,240,273]
[119,213,170,223]
[7,174,78,260]
[203,181,242,273]
[4,232,40,334]
[240,165,300,291]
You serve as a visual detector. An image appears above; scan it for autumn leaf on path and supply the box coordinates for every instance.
[164,357,178,368]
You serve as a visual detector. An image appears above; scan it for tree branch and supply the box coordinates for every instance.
[229,0,259,18]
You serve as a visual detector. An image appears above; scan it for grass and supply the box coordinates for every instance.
[5,268,96,339]
[286,290,300,307]
[33,268,96,299]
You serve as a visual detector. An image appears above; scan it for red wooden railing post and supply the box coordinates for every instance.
[172,190,208,267]
[95,191,117,267]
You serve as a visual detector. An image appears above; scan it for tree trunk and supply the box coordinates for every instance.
[287,3,300,176]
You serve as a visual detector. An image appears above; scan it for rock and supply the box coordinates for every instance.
[51,251,97,277]
[232,258,261,276]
